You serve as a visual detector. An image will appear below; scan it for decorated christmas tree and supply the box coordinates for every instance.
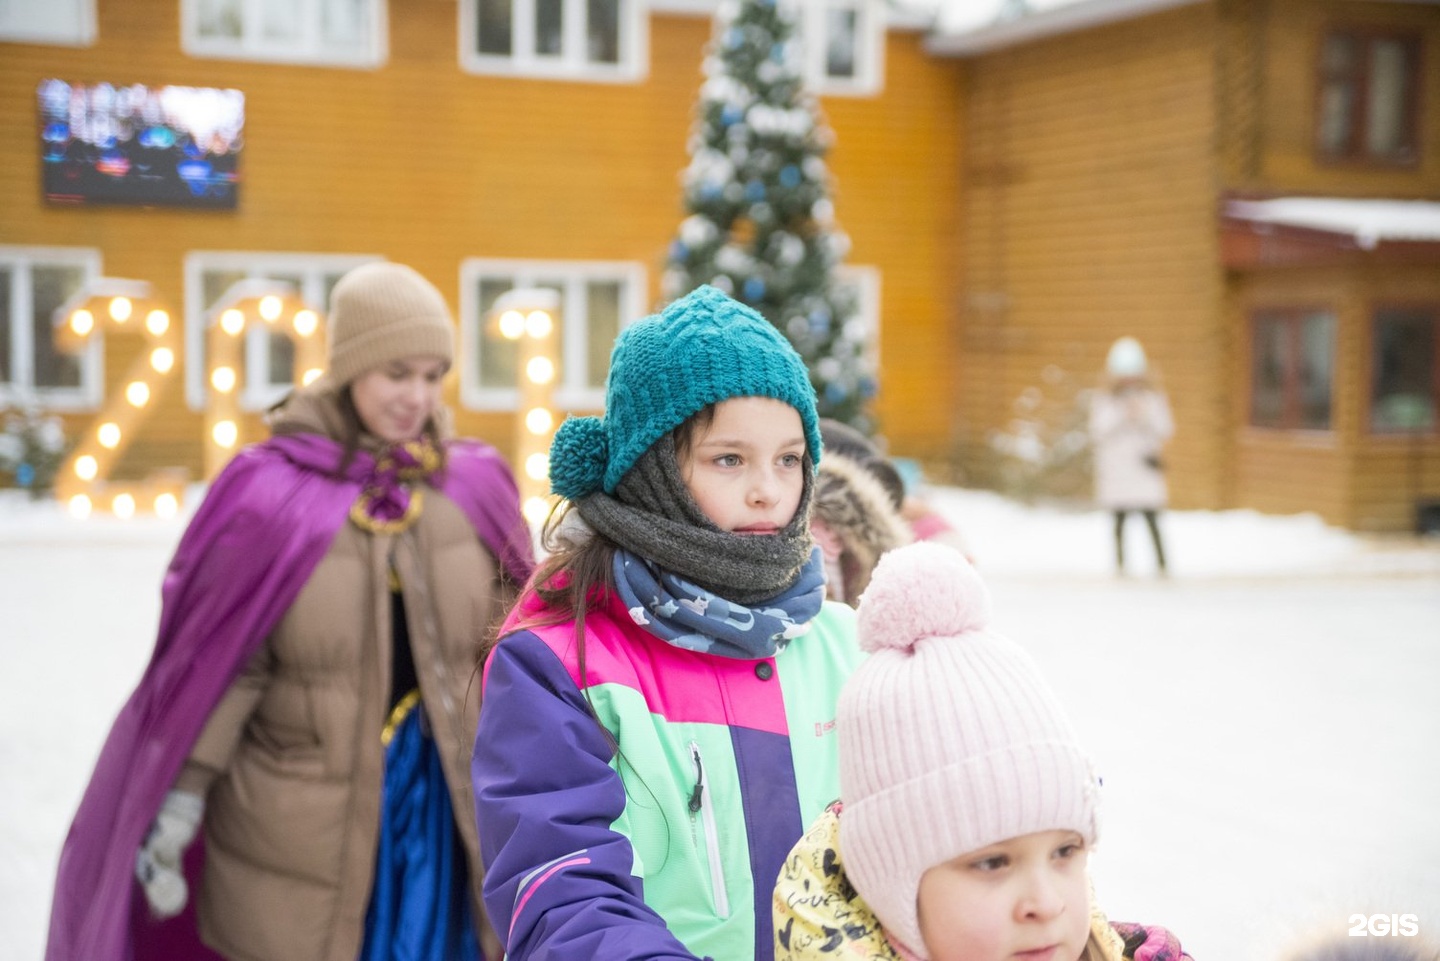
[663,0,875,430]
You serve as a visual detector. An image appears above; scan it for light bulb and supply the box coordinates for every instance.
[259,295,282,322]
[112,492,136,519]
[525,453,549,481]
[525,310,553,338]
[150,347,175,373]
[221,308,245,336]
[125,381,150,407]
[154,492,180,518]
[145,309,169,336]
[213,420,239,449]
[293,309,318,337]
[525,407,554,435]
[499,310,526,340]
[70,309,95,336]
[75,455,98,481]
[97,423,121,449]
[68,494,93,519]
[109,296,133,322]
[522,496,551,524]
[211,367,237,393]
[525,357,555,385]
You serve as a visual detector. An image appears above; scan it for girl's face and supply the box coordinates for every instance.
[349,355,448,444]
[916,830,1091,961]
[679,396,807,535]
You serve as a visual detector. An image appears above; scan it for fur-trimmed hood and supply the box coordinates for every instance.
[812,451,913,606]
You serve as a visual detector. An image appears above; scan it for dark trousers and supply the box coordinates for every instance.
[1114,509,1166,573]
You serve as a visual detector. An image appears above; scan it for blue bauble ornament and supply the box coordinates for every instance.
[669,239,688,261]
[824,382,849,405]
[16,462,35,487]
[779,165,800,188]
[743,277,766,301]
[744,179,765,202]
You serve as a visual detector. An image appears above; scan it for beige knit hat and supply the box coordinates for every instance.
[838,541,1100,958]
[326,262,455,386]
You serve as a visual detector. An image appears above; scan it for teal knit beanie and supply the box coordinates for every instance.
[549,284,822,499]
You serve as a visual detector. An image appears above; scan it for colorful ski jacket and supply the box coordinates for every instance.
[473,592,862,961]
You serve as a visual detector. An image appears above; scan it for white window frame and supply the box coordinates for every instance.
[0,246,102,411]
[183,251,381,410]
[0,0,95,45]
[459,258,646,412]
[798,0,883,97]
[180,0,387,68]
[458,0,647,82]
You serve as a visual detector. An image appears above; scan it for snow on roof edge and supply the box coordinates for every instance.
[1224,197,1440,250]
[925,0,1203,56]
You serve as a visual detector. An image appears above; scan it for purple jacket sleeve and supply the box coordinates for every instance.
[472,630,703,961]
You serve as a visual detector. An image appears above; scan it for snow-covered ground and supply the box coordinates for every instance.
[3,484,1438,961]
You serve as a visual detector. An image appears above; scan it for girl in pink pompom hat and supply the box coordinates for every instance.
[774,541,1191,961]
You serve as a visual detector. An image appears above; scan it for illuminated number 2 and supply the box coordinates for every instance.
[52,279,186,518]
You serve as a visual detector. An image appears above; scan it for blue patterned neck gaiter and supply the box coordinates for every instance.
[611,547,827,659]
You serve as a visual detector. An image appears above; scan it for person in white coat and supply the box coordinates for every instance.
[1089,337,1173,575]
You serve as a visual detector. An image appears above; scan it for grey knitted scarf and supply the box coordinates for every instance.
[576,435,816,605]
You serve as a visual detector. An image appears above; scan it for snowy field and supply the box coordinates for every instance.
[2,484,1438,961]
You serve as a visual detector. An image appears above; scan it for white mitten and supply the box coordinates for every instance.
[134,790,205,919]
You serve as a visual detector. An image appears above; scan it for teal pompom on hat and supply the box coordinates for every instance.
[549,284,822,499]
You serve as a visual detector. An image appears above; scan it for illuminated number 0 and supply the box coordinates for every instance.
[203,280,326,479]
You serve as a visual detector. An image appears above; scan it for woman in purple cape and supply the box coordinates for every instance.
[46,262,534,961]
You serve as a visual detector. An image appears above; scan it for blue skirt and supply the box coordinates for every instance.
[361,695,481,961]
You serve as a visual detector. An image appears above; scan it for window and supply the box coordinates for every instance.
[0,247,101,410]
[1316,28,1420,165]
[798,0,884,96]
[459,259,645,411]
[1371,307,1438,433]
[183,252,378,410]
[0,0,94,45]
[460,0,644,81]
[182,0,385,67]
[1250,309,1335,430]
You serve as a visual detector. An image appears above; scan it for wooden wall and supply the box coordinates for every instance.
[1222,0,1440,530]
[1256,0,1440,199]
[955,2,1225,508]
[1229,263,1440,531]
[0,0,963,480]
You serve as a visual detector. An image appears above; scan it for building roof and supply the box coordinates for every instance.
[1223,197,1440,250]
[925,0,1203,55]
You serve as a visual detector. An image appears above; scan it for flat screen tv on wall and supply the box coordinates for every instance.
[38,79,244,209]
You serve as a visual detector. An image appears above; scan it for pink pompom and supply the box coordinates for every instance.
[856,542,991,654]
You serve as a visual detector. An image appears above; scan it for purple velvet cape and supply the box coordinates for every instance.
[44,433,534,961]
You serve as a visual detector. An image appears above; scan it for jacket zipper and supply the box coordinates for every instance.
[688,740,730,918]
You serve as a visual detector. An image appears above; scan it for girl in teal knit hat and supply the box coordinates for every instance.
[472,285,864,961]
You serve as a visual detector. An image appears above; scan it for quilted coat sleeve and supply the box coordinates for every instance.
[472,629,704,961]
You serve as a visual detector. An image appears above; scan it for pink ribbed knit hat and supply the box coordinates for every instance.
[838,542,1100,958]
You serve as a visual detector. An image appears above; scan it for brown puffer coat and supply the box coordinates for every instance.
[172,386,514,961]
